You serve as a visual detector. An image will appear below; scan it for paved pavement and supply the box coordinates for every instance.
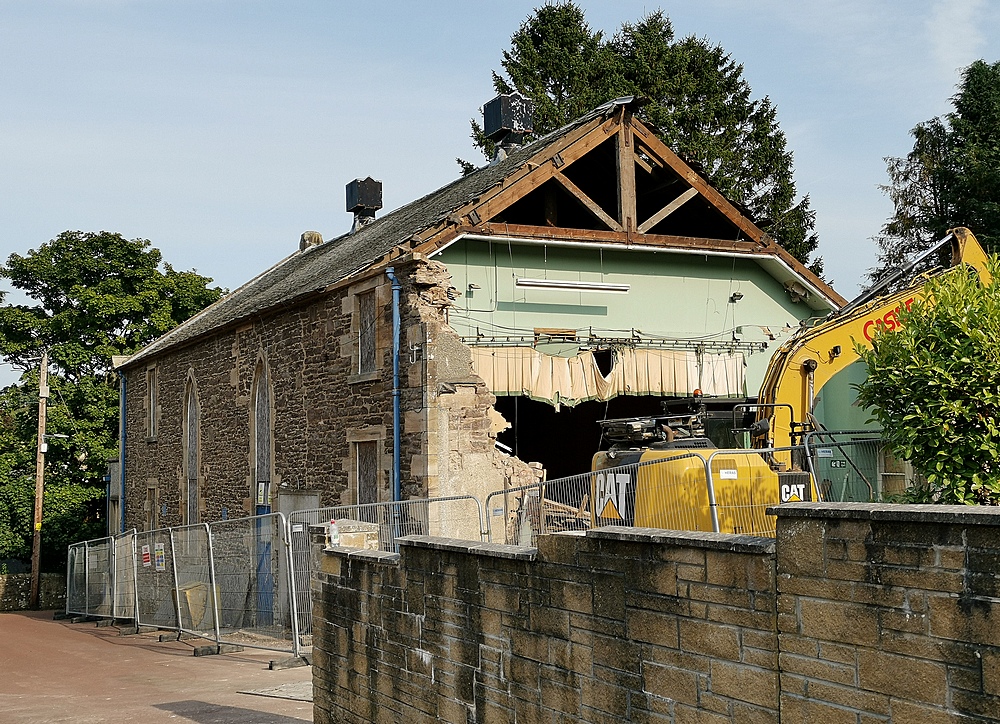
[0,610,313,723]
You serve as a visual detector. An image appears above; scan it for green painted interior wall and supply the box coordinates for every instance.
[812,359,880,432]
[434,238,829,395]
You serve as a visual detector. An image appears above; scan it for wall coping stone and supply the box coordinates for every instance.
[586,526,776,554]
[768,501,1000,525]
[397,535,537,560]
[322,546,401,564]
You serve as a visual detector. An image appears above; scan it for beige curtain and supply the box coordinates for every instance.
[470,346,745,407]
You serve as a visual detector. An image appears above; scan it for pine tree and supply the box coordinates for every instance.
[874,60,1000,279]
[463,4,821,272]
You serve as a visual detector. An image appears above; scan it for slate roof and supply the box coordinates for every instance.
[122,97,835,368]
[123,101,621,369]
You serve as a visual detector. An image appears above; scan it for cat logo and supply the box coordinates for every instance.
[594,471,631,520]
[780,483,808,503]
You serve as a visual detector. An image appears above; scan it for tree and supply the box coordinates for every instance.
[463,3,822,273]
[0,231,224,568]
[873,60,1000,278]
[855,257,1000,504]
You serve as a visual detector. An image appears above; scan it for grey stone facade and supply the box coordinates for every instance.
[123,256,531,531]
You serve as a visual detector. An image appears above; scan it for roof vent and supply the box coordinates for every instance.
[483,93,533,161]
[300,231,323,251]
[347,177,383,232]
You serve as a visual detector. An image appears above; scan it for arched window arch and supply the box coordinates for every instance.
[252,361,272,515]
[183,376,200,524]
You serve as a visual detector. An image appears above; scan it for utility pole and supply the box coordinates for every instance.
[29,350,48,610]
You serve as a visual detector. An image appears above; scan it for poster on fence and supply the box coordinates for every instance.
[141,544,151,567]
[154,543,166,572]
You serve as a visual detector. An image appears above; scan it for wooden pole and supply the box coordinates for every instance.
[29,350,48,610]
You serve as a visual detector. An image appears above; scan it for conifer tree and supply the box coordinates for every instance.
[463,3,821,273]
[873,59,1000,279]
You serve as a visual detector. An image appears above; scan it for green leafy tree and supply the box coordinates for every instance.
[874,60,1000,277]
[855,258,1000,504]
[0,231,224,568]
[463,3,821,273]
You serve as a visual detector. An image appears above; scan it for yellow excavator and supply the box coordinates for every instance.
[590,228,990,534]
[754,227,990,455]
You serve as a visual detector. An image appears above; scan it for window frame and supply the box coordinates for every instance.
[183,378,200,525]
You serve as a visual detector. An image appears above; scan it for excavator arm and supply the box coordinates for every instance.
[755,228,990,455]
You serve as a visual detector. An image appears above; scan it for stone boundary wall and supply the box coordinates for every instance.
[311,503,1000,723]
[0,573,65,611]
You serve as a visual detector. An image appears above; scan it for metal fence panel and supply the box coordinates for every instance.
[66,542,87,615]
[170,524,218,640]
[84,537,115,618]
[134,529,179,630]
[208,513,297,655]
[485,453,713,546]
[804,432,887,501]
[288,496,484,637]
[112,531,137,620]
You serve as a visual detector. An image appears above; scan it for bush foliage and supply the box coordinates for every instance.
[856,256,1000,504]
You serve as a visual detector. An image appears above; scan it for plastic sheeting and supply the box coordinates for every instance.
[470,346,745,406]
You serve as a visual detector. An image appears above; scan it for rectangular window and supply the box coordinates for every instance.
[358,289,376,374]
[146,367,157,438]
[356,440,379,505]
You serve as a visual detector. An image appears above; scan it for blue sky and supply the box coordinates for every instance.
[1,0,998,385]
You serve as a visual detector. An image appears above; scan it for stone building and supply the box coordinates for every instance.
[115,96,845,532]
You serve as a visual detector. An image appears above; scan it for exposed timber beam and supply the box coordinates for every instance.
[552,173,624,232]
[616,116,638,237]
[638,187,699,234]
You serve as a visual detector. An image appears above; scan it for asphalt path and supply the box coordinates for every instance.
[0,610,313,723]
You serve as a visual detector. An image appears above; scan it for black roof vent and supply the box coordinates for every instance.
[346,177,383,232]
[483,93,533,145]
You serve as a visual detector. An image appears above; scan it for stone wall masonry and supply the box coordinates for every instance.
[775,502,1000,723]
[123,253,532,539]
[312,526,779,724]
[0,573,65,611]
[312,503,1000,724]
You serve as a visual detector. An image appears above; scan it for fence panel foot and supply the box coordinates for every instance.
[269,655,310,670]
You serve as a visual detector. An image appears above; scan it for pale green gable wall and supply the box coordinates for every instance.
[434,238,830,395]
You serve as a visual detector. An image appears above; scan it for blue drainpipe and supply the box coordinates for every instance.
[386,267,402,503]
[118,371,127,534]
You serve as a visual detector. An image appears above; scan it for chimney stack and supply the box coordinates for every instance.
[300,230,323,251]
[347,177,383,232]
[483,92,533,163]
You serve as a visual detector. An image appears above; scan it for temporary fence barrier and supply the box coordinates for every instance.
[287,496,485,637]
[134,528,179,630]
[94,514,300,656]
[71,436,899,644]
[112,531,137,620]
[803,431,887,501]
[704,446,813,537]
[485,452,714,546]
[64,533,112,618]
[209,513,299,655]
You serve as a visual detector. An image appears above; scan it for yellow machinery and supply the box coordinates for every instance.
[755,228,990,462]
[589,228,990,532]
[591,404,814,536]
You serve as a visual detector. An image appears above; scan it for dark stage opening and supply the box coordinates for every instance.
[493,394,752,481]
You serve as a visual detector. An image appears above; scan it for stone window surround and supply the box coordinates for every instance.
[346,276,387,386]
[181,371,204,525]
[144,364,159,441]
[250,356,275,509]
[345,426,387,506]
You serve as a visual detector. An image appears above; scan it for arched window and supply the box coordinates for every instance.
[252,362,272,515]
[183,379,200,524]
